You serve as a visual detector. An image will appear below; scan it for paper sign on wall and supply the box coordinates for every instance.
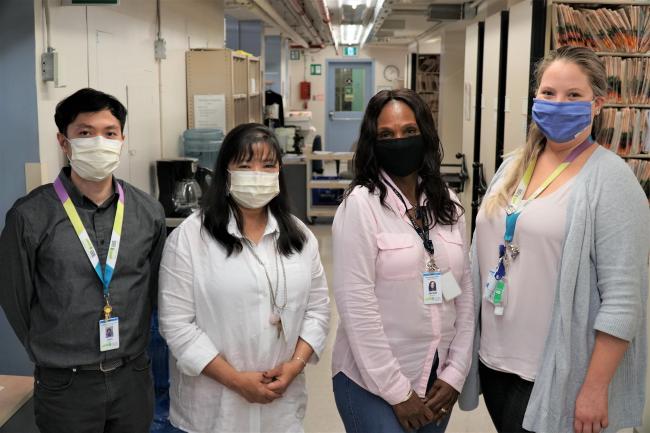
[193,94,225,129]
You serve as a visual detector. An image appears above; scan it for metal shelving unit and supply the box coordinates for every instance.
[305,151,354,222]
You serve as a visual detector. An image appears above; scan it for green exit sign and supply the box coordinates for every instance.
[343,46,358,57]
[61,0,120,4]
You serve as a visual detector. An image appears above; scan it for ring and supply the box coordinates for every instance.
[440,408,448,414]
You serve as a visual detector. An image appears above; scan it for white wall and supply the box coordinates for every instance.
[479,12,502,182]
[460,23,479,226]
[438,30,465,165]
[34,0,225,194]
[503,0,532,156]
[286,45,407,148]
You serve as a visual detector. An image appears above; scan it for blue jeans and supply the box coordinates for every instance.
[333,372,451,433]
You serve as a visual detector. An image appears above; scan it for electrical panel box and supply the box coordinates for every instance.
[41,51,59,83]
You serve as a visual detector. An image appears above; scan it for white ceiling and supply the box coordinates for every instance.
[225,0,484,47]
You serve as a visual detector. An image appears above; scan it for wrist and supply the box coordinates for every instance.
[225,370,242,391]
[581,377,609,393]
[399,389,414,404]
[288,358,305,375]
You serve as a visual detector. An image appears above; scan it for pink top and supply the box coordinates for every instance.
[331,174,475,405]
[476,180,572,380]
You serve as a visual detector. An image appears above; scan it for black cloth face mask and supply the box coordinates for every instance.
[375,135,425,177]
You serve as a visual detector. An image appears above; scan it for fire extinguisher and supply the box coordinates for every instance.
[300,81,311,108]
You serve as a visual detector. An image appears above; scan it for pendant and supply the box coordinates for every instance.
[276,320,283,339]
[508,244,520,260]
[269,312,280,325]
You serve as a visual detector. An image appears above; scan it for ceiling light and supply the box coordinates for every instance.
[340,24,363,45]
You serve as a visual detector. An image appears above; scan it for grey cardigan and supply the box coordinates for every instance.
[459,147,650,433]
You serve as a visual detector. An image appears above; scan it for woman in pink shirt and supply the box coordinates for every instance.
[331,89,475,433]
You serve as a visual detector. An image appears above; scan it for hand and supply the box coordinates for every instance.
[392,390,434,432]
[574,382,609,433]
[263,360,303,395]
[424,379,458,423]
[232,371,282,404]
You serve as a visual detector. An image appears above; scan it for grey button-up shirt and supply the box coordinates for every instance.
[0,168,166,368]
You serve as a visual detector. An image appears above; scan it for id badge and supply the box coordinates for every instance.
[440,272,462,301]
[423,272,443,305]
[484,270,497,302]
[99,317,120,352]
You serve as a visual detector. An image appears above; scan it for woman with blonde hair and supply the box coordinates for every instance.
[459,46,649,433]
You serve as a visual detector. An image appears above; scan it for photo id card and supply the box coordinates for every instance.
[99,317,120,352]
[441,272,462,301]
[423,272,443,305]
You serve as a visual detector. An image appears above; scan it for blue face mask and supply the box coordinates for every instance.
[532,99,594,143]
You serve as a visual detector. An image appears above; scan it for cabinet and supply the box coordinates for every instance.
[410,54,440,125]
[248,57,263,124]
[186,49,263,132]
[547,0,650,197]
[305,151,354,222]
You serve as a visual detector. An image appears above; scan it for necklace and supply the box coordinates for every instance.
[242,236,287,338]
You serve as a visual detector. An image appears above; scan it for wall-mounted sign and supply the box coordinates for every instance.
[310,64,322,75]
[343,46,358,57]
[290,50,301,60]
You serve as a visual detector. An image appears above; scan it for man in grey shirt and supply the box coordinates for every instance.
[0,88,166,432]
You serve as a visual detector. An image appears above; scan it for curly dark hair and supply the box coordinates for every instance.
[346,88,463,226]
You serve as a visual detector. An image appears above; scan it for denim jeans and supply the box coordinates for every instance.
[333,355,450,433]
[478,360,534,433]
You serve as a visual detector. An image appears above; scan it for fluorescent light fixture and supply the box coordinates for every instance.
[340,24,363,45]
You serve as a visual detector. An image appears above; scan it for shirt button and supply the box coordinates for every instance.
[100,239,105,245]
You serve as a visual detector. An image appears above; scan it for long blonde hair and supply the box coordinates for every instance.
[483,46,608,215]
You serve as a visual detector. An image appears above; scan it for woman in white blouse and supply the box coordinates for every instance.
[158,123,330,433]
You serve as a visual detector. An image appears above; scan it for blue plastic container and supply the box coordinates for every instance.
[183,128,224,169]
[311,175,344,206]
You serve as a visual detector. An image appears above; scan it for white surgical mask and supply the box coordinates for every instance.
[67,135,123,181]
[228,170,280,209]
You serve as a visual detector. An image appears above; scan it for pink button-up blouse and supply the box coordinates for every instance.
[331,175,475,405]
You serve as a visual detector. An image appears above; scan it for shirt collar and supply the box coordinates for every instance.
[58,167,119,210]
[226,207,280,239]
[380,169,425,216]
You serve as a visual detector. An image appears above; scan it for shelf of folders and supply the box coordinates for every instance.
[551,2,650,167]
[624,157,650,201]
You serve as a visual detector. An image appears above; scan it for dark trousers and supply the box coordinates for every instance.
[478,360,534,433]
[33,352,154,433]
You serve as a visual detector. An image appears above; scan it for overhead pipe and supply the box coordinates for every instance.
[362,0,393,47]
[313,0,337,47]
[249,0,310,47]
[286,0,324,47]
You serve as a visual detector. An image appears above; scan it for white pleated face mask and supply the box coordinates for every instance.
[67,136,123,181]
[228,170,280,209]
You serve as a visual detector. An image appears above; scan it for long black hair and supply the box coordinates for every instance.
[346,89,462,226]
[201,123,306,256]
